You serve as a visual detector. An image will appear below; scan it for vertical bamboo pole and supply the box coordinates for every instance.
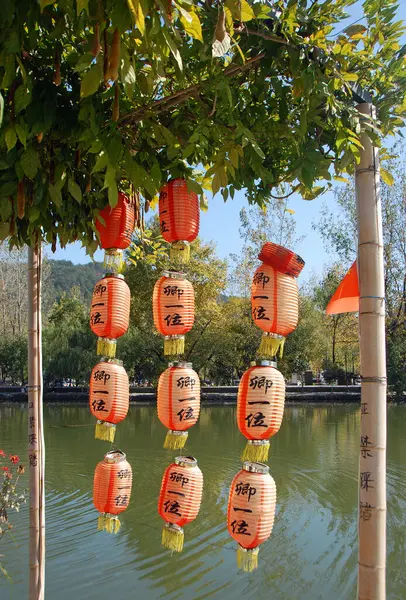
[28,241,45,600]
[355,103,386,600]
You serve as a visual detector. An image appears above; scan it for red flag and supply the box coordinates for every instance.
[326,261,359,315]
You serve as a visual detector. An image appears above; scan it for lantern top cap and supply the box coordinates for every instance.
[258,242,305,277]
[104,450,127,464]
[251,360,277,368]
[169,361,193,369]
[242,461,269,474]
[104,272,125,280]
[175,455,198,468]
[162,270,185,280]
[98,357,123,366]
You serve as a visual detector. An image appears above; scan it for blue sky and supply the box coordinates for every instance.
[52,1,406,282]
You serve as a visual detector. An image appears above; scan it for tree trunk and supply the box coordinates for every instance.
[28,242,45,600]
[355,103,386,600]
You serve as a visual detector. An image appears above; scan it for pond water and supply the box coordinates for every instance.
[0,404,405,600]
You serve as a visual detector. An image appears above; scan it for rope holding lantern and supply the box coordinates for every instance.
[158,456,203,552]
[252,242,305,359]
[90,273,130,357]
[95,191,135,273]
[237,360,285,463]
[89,359,129,442]
[227,462,276,572]
[157,362,201,450]
[153,271,195,356]
[93,450,132,534]
[159,178,200,264]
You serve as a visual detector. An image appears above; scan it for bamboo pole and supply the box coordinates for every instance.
[28,242,45,600]
[355,103,386,600]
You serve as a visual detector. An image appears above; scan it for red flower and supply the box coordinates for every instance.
[9,455,20,464]
[0,450,6,458]
[2,466,9,471]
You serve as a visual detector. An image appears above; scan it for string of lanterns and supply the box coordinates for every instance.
[155,178,203,552]
[227,242,305,571]
[89,192,136,532]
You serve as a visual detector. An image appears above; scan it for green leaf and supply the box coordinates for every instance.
[162,30,183,72]
[0,222,10,241]
[92,151,108,174]
[80,63,102,98]
[20,147,40,179]
[103,166,118,207]
[333,175,350,183]
[381,167,394,186]
[76,0,89,14]
[240,0,255,21]
[121,52,136,98]
[68,178,83,202]
[49,183,62,207]
[15,123,27,148]
[344,24,367,37]
[342,72,358,81]
[14,86,32,114]
[5,127,17,153]
[179,8,203,42]
[127,0,145,34]
[200,194,209,212]
[0,93,4,127]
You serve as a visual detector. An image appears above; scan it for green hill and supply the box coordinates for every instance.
[48,260,104,301]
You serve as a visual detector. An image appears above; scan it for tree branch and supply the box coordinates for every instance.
[119,53,266,125]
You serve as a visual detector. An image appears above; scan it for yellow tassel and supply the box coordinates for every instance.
[97,337,117,358]
[164,336,185,356]
[258,334,285,359]
[98,514,121,534]
[237,546,259,572]
[164,430,188,450]
[170,241,190,264]
[104,249,125,274]
[241,441,270,463]
[162,525,184,552]
[95,421,116,443]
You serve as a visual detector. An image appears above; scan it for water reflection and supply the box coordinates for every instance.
[0,404,405,599]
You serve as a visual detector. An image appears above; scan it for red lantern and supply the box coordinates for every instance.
[237,361,285,462]
[252,262,299,358]
[157,362,201,449]
[159,178,200,263]
[227,462,276,572]
[93,450,132,534]
[95,192,135,272]
[258,242,305,278]
[153,271,195,356]
[90,274,130,357]
[158,456,203,552]
[89,359,129,442]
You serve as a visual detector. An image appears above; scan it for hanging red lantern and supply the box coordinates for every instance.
[93,450,132,534]
[89,359,129,442]
[258,242,305,278]
[90,274,130,357]
[157,362,201,449]
[95,192,135,272]
[237,360,285,462]
[153,271,194,356]
[158,456,203,552]
[159,178,200,263]
[251,262,299,358]
[227,462,276,572]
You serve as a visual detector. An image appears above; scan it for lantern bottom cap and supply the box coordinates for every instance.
[241,440,270,463]
[97,337,117,358]
[98,513,121,534]
[103,249,125,274]
[237,546,259,572]
[162,523,184,553]
[258,333,285,359]
[170,241,191,264]
[95,421,116,443]
[164,430,188,450]
[164,336,185,357]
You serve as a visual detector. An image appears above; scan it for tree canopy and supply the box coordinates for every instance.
[0,0,405,250]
